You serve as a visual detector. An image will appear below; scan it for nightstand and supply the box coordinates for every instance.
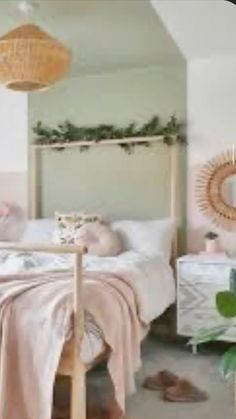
[177,254,236,342]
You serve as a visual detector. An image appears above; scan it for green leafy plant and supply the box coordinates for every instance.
[204,231,218,240]
[33,114,186,153]
[189,268,236,379]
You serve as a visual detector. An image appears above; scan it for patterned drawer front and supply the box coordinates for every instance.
[177,257,236,342]
[178,282,227,310]
[179,262,231,285]
[178,308,236,341]
[178,309,220,335]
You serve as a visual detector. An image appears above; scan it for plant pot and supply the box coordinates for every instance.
[205,238,219,253]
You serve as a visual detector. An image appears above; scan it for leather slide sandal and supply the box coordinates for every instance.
[142,370,179,391]
[163,379,209,402]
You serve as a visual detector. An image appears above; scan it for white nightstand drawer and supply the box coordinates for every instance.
[178,308,236,342]
[178,282,229,309]
[178,308,221,335]
[179,262,231,285]
[177,255,236,343]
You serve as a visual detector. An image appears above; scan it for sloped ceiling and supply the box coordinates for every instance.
[0,0,184,77]
[151,0,236,59]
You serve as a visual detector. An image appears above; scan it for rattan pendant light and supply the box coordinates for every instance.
[0,22,71,92]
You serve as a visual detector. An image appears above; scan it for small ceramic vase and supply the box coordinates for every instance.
[205,238,218,253]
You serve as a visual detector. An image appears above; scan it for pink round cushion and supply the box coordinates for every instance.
[0,202,26,241]
[75,222,123,257]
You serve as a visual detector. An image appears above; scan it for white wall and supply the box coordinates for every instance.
[151,0,236,60]
[0,87,28,172]
[0,88,28,209]
[188,57,236,253]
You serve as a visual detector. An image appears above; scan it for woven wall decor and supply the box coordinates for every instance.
[196,150,236,231]
[0,24,70,92]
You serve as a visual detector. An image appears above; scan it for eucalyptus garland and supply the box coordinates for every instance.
[33,115,186,153]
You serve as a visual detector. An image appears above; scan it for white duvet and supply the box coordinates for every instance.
[0,249,176,362]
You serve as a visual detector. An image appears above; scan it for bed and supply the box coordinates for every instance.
[0,137,185,419]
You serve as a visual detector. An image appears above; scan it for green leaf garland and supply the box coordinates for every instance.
[33,114,186,153]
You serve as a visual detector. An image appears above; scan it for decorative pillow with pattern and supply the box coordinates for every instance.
[52,212,104,245]
[0,202,26,242]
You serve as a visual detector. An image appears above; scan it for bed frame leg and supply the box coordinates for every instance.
[71,252,86,419]
[71,361,86,419]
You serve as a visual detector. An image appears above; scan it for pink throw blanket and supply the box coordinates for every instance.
[0,270,142,419]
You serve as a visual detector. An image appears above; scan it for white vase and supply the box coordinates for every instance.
[205,239,218,253]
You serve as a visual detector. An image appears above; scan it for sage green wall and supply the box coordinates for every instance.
[39,143,172,219]
[29,64,186,225]
[29,65,186,129]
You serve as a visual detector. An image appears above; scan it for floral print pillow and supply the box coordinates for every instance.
[52,212,103,245]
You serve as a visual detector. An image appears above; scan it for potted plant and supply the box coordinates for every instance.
[204,231,219,253]
[189,269,236,407]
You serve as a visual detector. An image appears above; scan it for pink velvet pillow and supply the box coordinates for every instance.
[75,221,123,256]
[0,202,26,241]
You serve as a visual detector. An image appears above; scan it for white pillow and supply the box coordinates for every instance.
[20,219,54,244]
[111,218,175,261]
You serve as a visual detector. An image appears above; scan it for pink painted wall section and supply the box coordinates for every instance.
[0,88,28,211]
[187,58,236,253]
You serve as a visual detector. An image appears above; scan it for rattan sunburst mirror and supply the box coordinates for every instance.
[196,149,236,231]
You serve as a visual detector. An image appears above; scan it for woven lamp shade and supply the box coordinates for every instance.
[0,24,71,92]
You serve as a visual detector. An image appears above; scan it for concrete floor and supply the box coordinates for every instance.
[54,338,234,419]
[127,338,234,419]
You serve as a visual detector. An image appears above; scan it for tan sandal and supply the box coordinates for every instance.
[163,379,208,402]
[142,370,179,391]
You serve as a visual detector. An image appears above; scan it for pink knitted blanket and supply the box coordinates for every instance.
[0,270,142,419]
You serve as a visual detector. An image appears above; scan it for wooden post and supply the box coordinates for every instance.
[71,252,86,419]
[170,144,179,265]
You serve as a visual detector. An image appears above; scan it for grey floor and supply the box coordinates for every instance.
[54,338,234,419]
[127,338,234,419]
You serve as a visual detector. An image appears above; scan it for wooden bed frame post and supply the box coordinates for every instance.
[170,143,179,264]
[71,251,86,419]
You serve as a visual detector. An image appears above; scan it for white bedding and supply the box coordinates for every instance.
[0,249,176,363]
